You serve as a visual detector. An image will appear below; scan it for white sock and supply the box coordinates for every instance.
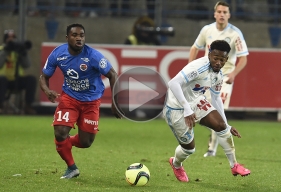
[208,129,219,152]
[173,145,195,168]
[216,127,237,168]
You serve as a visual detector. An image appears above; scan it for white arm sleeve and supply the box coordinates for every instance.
[168,73,193,117]
[210,91,231,128]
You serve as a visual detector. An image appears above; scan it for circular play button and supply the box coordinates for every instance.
[113,66,167,122]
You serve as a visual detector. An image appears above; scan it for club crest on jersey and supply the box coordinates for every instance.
[224,37,231,43]
[99,58,107,69]
[212,77,218,84]
[80,64,88,71]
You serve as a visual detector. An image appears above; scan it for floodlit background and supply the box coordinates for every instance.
[0,1,281,191]
[0,0,280,119]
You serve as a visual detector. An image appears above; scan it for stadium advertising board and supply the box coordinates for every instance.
[41,43,281,112]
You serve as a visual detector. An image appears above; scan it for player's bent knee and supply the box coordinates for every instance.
[79,137,95,148]
[79,140,92,148]
[216,125,231,138]
[54,126,71,141]
[54,130,68,142]
[215,121,228,132]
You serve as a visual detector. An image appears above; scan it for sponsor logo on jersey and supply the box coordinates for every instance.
[192,84,204,91]
[57,56,67,61]
[193,84,209,94]
[65,68,90,91]
[66,69,79,79]
[84,118,98,125]
[80,64,88,71]
[81,57,89,62]
[99,58,107,69]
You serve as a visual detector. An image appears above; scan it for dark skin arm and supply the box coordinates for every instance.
[184,114,196,129]
[104,67,125,119]
[39,73,60,103]
[39,68,125,118]
[230,127,241,138]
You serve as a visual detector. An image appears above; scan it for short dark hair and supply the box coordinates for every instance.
[66,24,85,35]
[210,40,231,53]
[214,1,231,12]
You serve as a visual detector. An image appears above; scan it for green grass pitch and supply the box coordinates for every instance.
[0,115,280,192]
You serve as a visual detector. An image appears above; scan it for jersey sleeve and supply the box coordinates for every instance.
[234,30,249,57]
[179,64,199,83]
[193,25,208,49]
[42,52,58,77]
[92,51,112,75]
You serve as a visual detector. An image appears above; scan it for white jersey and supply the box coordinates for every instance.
[193,22,248,74]
[166,56,223,109]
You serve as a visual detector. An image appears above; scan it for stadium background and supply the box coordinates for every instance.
[0,0,280,120]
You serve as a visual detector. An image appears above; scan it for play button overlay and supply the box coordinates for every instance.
[128,77,159,111]
[113,66,167,122]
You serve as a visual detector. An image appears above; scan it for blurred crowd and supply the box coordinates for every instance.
[0,0,156,18]
[0,0,280,21]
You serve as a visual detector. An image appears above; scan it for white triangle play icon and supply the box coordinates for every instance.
[129,77,159,112]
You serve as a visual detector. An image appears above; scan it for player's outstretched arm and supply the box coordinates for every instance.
[39,73,60,103]
[104,68,125,119]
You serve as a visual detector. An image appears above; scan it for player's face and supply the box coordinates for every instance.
[66,27,85,54]
[214,5,230,25]
[208,49,228,73]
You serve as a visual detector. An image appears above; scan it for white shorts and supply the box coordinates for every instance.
[163,95,216,144]
[204,76,233,109]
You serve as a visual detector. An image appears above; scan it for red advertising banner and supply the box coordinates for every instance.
[40,43,281,111]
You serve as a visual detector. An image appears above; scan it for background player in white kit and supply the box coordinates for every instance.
[188,1,249,157]
[163,40,250,182]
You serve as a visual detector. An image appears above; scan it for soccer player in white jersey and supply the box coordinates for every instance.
[188,1,249,157]
[163,40,250,182]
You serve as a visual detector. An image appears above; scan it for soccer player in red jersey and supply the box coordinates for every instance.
[39,23,124,179]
